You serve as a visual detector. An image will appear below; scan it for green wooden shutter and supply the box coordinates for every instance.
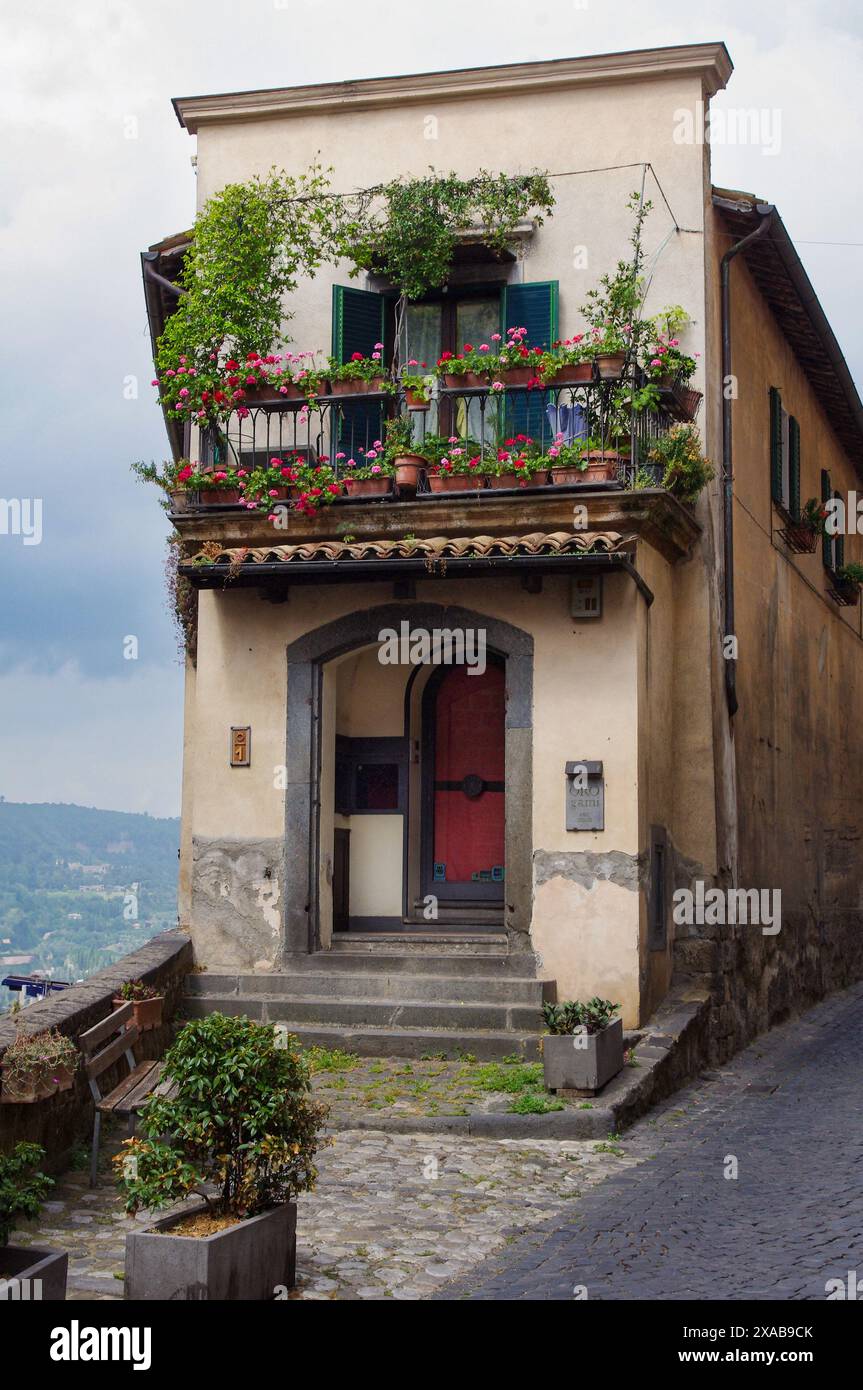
[788,416,801,521]
[500,281,559,441]
[769,387,783,504]
[331,285,387,459]
[821,468,832,568]
[834,494,845,570]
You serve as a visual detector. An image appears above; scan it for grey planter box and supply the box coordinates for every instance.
[125,1202,296,1301]
[543,1017,624,1094]
[0,1246,68,1301]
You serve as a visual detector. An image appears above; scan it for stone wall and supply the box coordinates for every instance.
[0,930,193,1171]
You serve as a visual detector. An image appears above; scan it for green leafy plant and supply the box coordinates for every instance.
[114,1013,327,1220]
[581,191,653,358]
[542,998,621,1036]
[643,305,697,384]
[350,170,554,304]
[800,497,829,535]
[647,424,715,502]
[836,562,863,586]
[0,1143,53,1246]
[1,1029,77,1096]
[154,165,354,421]
[117,979,159,1002]
[381,414,430,463]
[401,372,434,403]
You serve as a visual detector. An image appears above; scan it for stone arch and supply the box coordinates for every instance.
[283,602,534,959]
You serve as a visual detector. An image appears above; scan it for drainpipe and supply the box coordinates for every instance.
[720,202,775,717]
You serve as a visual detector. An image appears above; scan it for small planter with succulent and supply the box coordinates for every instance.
[0,1142,68,1299]
[401,369,434,410]
[118,1012,326,1301]
[0,1029,78,1104]
[328,348,393,396]
[113,979,164,1033]
[541,998,624,1094]
[831,562,863,606]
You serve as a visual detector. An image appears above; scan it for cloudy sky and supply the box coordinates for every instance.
[1,0,861,817]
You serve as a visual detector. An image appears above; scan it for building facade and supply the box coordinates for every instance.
[144,44,863,1058]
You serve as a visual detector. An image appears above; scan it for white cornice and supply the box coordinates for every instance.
[173,43,733,133]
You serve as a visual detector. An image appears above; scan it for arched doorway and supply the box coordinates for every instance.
[421,659,505,906]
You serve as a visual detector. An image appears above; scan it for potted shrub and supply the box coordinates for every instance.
[113,979,164,1032]
[328,349,391,396]
[832,562,863,606]
[0,1029,77,1103]
[0,1143,68,1300]
[541,998,624,1094]
[382,415,430,495]
[647,424,714,503]
[117,1013,326,1301]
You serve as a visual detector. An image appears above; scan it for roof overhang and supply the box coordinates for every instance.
[172,42,733,133]
[714,188,863,468]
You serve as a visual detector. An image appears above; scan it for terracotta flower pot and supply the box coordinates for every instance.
[443,372,466,389]
[550,465,588,485]
[199,488,241,505]
[331,376,387,396]
[113,997,164,1032]
[242,382,287,404]
[486,471,542,489]
[405,389,430,410]
[595,352,627,380]
[394,456,427,494]
[543,363,594,388]
[498,366,535,387]
[427,472,481,493]
[582,452,621,483]
[344,476,392,498]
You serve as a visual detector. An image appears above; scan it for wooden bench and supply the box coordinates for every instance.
[79,1003,166,1188]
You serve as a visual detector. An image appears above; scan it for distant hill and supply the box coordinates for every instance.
[0,802,179,1009]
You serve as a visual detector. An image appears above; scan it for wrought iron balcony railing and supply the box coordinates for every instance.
[194,369,692,496]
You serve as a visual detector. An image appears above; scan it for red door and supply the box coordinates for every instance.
[424,663,505,901]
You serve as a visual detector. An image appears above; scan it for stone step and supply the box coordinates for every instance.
[183,992,543,1034]
[331,933,509,956]
[186,972,552,1005]
[204,951,537,979]
[182,1002,540,1061]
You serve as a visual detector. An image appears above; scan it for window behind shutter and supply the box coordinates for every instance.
[331,285,387,458]
[788,416,801,521]
[821,468,832,568]
[500,280,559,440]
[770,387,783,504]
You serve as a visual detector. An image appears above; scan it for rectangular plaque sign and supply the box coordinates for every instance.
[565,760,604,831]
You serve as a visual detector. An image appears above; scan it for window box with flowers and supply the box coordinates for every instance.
[778,498,827,555]
[830,563,863,607]
[538,338,595,387]
[243,458,344,517]
[328,348,392,396]
[340,440,396,498]
[424,435,485,493]
[484,436,548,488]
[0,1030,78,1104]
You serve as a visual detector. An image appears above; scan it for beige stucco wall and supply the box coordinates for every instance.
[191,71,710,398]
[701,208,863,1049]
[185,572,660,1019]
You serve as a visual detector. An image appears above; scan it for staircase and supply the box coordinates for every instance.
[184,933,553,1060]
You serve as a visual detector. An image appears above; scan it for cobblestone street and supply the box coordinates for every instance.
[437,981,863,1300]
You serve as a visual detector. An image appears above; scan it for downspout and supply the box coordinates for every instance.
[720,202,775,716]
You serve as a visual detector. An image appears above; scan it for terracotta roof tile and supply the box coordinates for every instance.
[187,531,634,569]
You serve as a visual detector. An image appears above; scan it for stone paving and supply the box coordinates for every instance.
[12,1126,638,1300]
[436,980,863,1300]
